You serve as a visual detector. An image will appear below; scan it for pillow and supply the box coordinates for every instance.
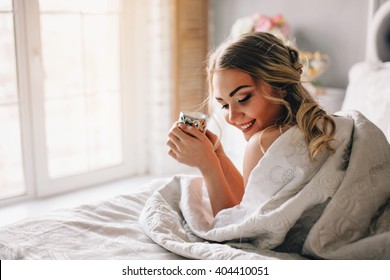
[342,62,390,141]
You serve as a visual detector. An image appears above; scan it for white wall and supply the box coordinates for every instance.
[210,0,370,89]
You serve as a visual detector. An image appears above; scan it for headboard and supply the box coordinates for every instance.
[342,0,390,141]
[366,0,390,64]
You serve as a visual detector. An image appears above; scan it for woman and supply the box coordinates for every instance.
[167,32,336,216]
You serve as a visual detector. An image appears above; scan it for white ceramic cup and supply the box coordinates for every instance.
[178,112,208,133]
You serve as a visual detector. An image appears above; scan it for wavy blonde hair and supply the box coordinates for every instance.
[206,32,336,159]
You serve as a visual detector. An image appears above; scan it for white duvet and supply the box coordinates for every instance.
[140,111,390,259]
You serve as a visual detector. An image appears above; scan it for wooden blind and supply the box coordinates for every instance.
[171,0,209,121]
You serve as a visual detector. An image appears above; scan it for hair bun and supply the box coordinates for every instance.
[287,47,303,75]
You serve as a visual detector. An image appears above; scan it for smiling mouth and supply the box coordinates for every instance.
[239,120,256,131]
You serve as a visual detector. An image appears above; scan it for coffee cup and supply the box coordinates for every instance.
[178,112,208,133]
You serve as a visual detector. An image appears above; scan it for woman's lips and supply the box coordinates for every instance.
[238,119,256,132]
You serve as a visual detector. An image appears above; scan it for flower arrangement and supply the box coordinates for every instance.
[230,13,289,41]
[300,51,330,82]
[230,13,330,94]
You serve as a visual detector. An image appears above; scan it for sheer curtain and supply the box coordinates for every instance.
[147,0,175,174]
[148,0,209,175]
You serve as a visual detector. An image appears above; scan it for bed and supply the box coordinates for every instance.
[1,1,390,260]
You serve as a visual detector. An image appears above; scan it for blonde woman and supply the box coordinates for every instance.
[167,32,336,216]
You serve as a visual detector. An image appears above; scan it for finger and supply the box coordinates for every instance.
[180,124,205,141]
[169,125,198,149]
[166,138,179,152]
[168,148,185,164]
[170,124,189,139]
[205,130,217,141]
[170,121,181,129]
[167,130,179,142]
[167,148,177,159]
[168,127,185,145]
[169,121,184,133]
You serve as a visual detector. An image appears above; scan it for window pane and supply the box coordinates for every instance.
[0,14,18,104]
[40,15,83,99]
[39,1,123,179]
[0,106,26,199]
[0,0,12,11]
[39,0,120,13]
[85,92,122,170]
[44,96,89,177]
[0,9,26,200]
[44,93,122,178]
[84,15,120,93]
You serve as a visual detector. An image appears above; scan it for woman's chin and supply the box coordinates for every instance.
[243,130,256,142]
[242,125,259,141]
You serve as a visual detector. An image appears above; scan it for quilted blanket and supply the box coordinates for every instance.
[139,111,390,259]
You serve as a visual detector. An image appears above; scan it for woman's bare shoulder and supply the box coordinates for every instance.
[243,127,288,186]
[248,127,286,154]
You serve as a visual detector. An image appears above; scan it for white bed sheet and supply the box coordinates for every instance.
[0,177,303,260]
[0,179,184,260]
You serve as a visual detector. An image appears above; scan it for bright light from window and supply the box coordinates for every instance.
[39,0,123,178]
[0,2,26,199]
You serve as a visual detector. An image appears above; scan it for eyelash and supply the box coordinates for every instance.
[220,94,252,110]
[238,94,252,103]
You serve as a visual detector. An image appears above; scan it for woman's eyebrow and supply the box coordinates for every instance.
[229,85,251,97]
[215,85,252,101]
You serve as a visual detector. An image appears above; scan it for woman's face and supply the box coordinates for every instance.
[213,69,283,141]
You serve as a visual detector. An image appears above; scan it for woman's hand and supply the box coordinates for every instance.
[167,122,219,171]
[205,129,225,156]
[167,122,243,216]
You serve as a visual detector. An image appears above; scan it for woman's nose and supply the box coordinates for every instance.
[227,106,242,123]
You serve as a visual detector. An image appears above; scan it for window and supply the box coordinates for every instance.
[39,1,123,179]
[0,0,209,205]
[0,0,149,203]
[0,0,25,200]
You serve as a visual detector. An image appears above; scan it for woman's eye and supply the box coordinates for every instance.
[221,104,229,110]
[238,94,252,103]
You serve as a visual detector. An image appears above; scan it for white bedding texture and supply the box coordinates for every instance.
[0,179,185,260]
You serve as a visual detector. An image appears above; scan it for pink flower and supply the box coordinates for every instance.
[230,13,290,40]
[271,14,284,26]
[254,16,272,32]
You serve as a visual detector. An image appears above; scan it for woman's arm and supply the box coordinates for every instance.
[199,155,241,215]
[167,123,243,216]
[205,130,245,205]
